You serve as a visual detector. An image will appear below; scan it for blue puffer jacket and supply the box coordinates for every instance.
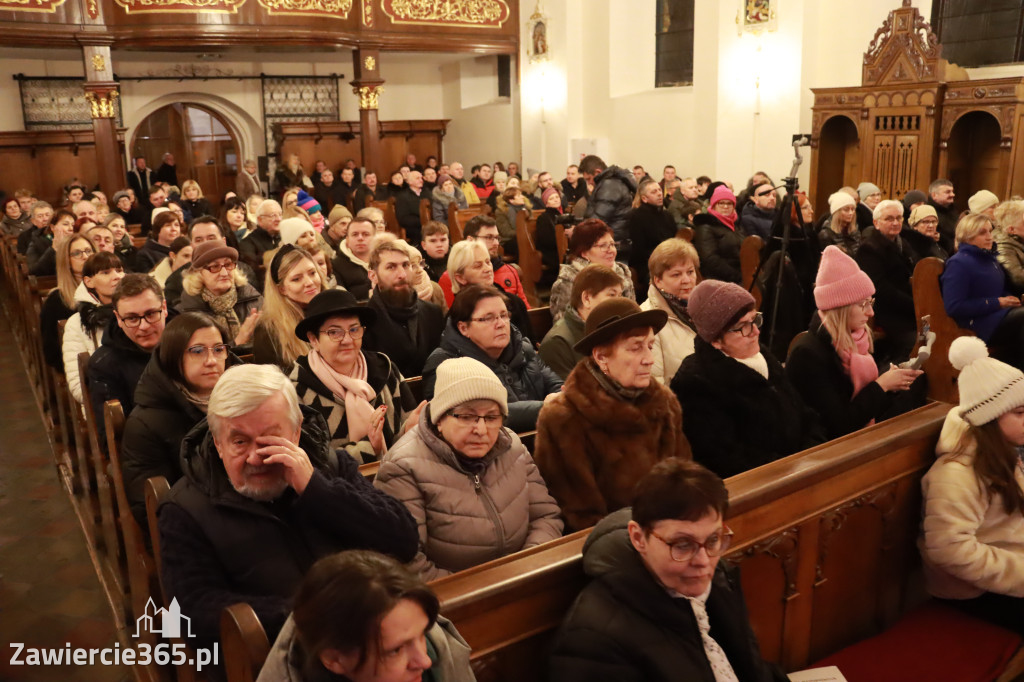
[941,242,1010,341]
[422,319,564,433]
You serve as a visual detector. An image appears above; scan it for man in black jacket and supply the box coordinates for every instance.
[927,178,958,254]
[17,201,52,255]
[581,154,637,262]
[86,274,168,436]
[395,170,426,244]
[362,240,444,379]
[550,458,785,682]
[157,363,417,652]
[239,199,282,269]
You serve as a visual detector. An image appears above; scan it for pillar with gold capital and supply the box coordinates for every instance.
[81,43,124,199]
[351,48,385,182]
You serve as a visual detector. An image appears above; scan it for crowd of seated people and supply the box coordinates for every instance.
[11,153,1024,681]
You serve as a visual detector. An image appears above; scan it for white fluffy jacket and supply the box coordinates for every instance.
[62,282,103,403]
[374,407,564,581]
[920,409,1024,599]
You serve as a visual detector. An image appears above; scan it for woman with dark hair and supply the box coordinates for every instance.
[151,236,193,288]
[626,178,677,299]
[135,211,182,273]
[549,218,635,322]
[27,208,76,276]
[257,549,475,682]
[2,196,28,236]
[62,251,124,402]
[219,195,250,246]
[921,337,1024,634]
[424,285,563,433]
[39,233,94,370]
[120,311,236,528]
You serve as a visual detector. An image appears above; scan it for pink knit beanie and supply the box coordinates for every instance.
[814,245,875,311]
[709,185,736,208]
[542,187,560,206]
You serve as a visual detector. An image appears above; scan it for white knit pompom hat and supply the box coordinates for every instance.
[429,357,508,424]
[950,336,1024,426]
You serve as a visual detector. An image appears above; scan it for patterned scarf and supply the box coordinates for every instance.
[307,349,376,442]
[678,585,740,682]
[201,286,241,340]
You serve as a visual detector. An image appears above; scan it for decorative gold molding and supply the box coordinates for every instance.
[113,0,244,14]
[257,0,351,18]
[363,55,376,71]
[353,85,383,110]
[84,90,119,119]
[86,0,98,17]
[361,0,372,25]
[0,0,66,13]
[381,0,509,28]
[91,54,106,72]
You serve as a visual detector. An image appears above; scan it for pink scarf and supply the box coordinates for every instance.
[837,327,879,400]
[307,349,376,442]
[709,208,737,231]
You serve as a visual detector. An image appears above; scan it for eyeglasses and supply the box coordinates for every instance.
[372,219,387,227]
[755,190,773,197]
[186,343,230,359]
[321,325,364,341]
[856,298,875,311]
[593,241,617,252]
[204,261,237,274]
[471,311,511,325]
[649,526,734,563]
[260,213,283,221]
[726,311,763,337]
[477,235,500,243]
[118,308,164,327]
[878,215,902,224]
[917,218,939,226]
[70,249,94,259]
[448,412,503,428]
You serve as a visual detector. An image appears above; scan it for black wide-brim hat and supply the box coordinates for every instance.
[573,297,668,355]
[294,289,376,341]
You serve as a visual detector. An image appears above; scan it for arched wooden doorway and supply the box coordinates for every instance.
[131,104,239,212]
[946,111,1001,212]
[815,115,860,214]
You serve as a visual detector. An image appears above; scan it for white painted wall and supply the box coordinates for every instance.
[440,60,519,167]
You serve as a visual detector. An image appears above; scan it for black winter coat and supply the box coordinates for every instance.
[693,213,743,284]
[928,198,960,255]
[901,227,948,265]
[86,316,153,439]
[856,202,874,231]
[584,166,636,246]
[854,228,916,340]
[17,225,39,254]
[157,405,418,648]
[181,197,211,220]
[40,289,75,370]
[422,320,563,433]
[331,249,372,301]
[238,227,281,271]
[26,231,56,276]
[671,337,823,479]
[627,202,677,297]
[395,187,425,243]
[536,207,566,287]
[549,509,785,682]
[361,289,444,379]
[134,238,170,273]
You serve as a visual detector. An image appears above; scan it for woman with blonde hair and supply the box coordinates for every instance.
[178,241,263,349]
[994,200,1024,290]
[446,239,530,337]
[180,179,212,219]
[40,234,95,370]
[818,191,861,255]
[641,238,700,383]
[254,245,328,370]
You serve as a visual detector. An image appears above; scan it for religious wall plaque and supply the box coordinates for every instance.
[113,0,245,13]
[0,0,66,13]
[258,0,351,19]
[381,0,510,28]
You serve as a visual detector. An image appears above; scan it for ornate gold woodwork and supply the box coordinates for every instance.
[353,84,383,110]
[91,54,105,72]
[112,0,245,13]
[0,0,66,13]
[361,0,372,25]
[86,0,98,17]
[84,90,119,119]
[257,0,352,19]
[363,55,376,71]
[381,0,510,28]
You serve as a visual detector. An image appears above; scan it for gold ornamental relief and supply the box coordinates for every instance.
[113,0,244,13]
[364,55,376,71]
[258,0,351,18]
[0,0,66,14]
[84,91,119,119]
[381,0,510,28]
[91,55,106,72]
[353,85,383,110]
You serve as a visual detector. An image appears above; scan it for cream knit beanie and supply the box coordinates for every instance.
[968,190,999,215]
[950,337,1024,426]
[430,357,509,423]
[828,191,856,216]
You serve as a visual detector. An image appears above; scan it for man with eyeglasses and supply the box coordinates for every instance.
[362,239,444,379]
[855,199,919,364]
[738,182,777,241]
[903,204,948,264]
[464,215,530,307]
[86,274,168,437]
[240,199,283,269]
[550,458,785,682]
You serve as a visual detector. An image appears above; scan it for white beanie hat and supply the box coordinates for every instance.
[950,337,1024,426]
[968,190,999,215]
[857,182,882,201]
[828,191,856,216]
[429,357,508,423]
[279,217,314,246]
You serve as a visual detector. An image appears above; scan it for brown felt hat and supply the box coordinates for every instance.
[190,241,238,271]
[573,297,667,354]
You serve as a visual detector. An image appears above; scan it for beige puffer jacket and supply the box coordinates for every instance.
[641,284,697,384]
[920,409,1024,599]
[375,407,564,581]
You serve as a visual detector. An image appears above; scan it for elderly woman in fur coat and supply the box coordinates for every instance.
[533,297,692,532]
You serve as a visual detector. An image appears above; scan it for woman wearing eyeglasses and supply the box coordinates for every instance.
[424,285,563,434]
[549,218,636,323]
[27,208,77,277]
[671,280,823,479]
[178,241,263,350]
[994,200,1024,290]
[374,357,563,580]
[39,233,95,371]
[787,247,926,441]
[290,289,412,464]
[62,251,125,403]
[121,311,237,529]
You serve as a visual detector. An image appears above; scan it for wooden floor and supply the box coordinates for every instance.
[0,311,130,682]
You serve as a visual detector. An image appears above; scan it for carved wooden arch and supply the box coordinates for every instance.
[862,0,942,87]
[940,106,1014,147]
[811,112,861,148]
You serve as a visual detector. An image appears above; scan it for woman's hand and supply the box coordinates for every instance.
[234,307,260,345]
[999,296,1022,309]
[368,405,388,456]
[876,364,924,392]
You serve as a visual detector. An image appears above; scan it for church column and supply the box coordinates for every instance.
[81,43,124,197]
[351,47,385,180]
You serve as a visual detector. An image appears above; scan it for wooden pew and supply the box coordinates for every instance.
[677,225,695,242]
[912,257,972,405]
[514,209,543,307]
[369,198,404,239]
[527,306,553,342]
[221,604,270,682]
[447,203,490,244]
[740,234,764,308]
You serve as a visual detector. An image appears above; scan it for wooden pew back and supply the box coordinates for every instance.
[741,234,764,307]
[370,198,403,239]
[448,203,489,243]
[912,257,971,404]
